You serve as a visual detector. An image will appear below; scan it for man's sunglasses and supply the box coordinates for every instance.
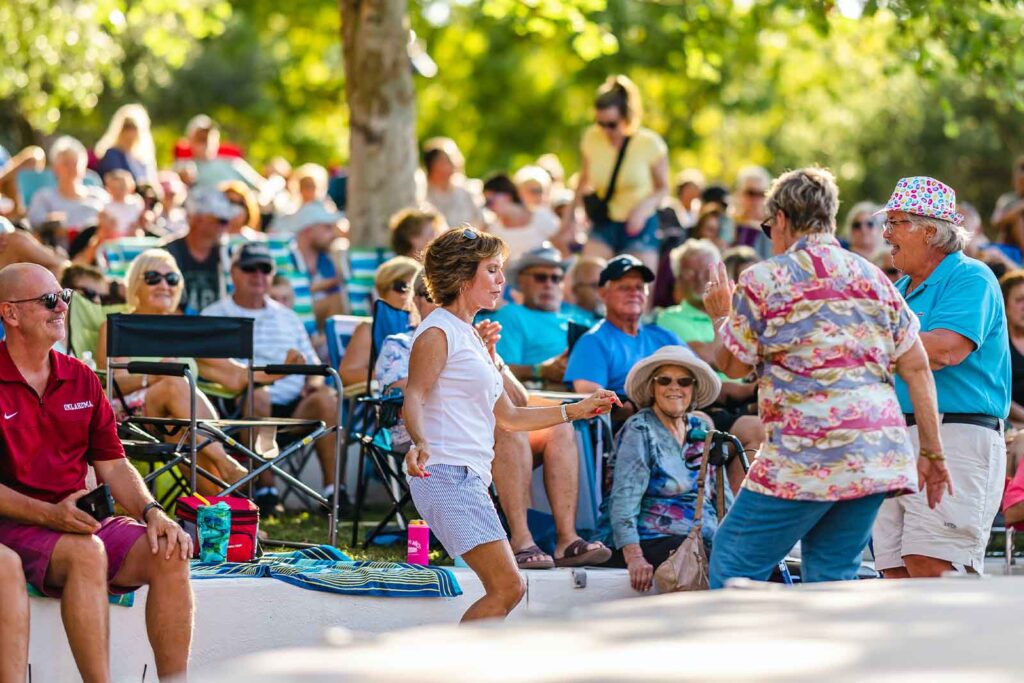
[143,271,182,287]
[4,288,73,310]
[653,376,696,388]
[530,272,564,285]
[852,220,877,231]
[240,262,273,275]
[596,119,621,130]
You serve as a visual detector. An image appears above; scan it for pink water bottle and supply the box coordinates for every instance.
[407,519,430,565]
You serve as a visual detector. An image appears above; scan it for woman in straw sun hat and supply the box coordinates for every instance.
[602,345,725,592]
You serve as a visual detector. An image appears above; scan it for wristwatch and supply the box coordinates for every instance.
[142,500,165,522]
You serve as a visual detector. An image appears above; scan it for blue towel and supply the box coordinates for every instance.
[189,545,462,598]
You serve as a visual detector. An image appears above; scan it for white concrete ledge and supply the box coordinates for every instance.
[28,567,642,682]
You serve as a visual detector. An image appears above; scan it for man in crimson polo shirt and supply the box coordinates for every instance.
[0,263,194,682]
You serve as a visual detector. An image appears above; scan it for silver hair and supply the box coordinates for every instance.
[670,238,721,279]
[841,200,880,238]
[906,214,970,254]
[48,135,87,165]
[766,167,839,235]
[736,165,771,191]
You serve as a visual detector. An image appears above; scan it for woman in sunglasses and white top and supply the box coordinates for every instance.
[404,226,620,622]
[95,249,299,494]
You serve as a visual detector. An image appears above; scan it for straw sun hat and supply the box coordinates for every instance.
[625,345,722,411]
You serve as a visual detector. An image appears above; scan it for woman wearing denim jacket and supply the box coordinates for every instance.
[604,345,726,592]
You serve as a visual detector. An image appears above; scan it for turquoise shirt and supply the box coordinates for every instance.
[894,251,1010,418]
[489,303,596,366]
[564,319,683,394]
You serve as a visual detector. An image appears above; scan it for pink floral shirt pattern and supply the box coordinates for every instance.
[722,233,920,501]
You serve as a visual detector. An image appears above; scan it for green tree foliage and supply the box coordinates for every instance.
[6,0,1024,221]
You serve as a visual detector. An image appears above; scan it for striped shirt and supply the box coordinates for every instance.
[201,296,317,405]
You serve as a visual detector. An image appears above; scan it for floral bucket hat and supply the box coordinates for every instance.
[874,176,964,225]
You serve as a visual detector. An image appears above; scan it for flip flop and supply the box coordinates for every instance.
[514,544,555,570]
[554,538,612,568]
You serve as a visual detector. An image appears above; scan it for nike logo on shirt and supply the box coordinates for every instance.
[3,412,17,420]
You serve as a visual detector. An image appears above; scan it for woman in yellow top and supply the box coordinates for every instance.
[566,76,669,271]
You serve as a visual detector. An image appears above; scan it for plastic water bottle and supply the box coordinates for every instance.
[407,519,430,565]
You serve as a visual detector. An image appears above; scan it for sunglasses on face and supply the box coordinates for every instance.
[415,289,433,303]
[596,119,621,130]
[529,272,564,285]
[744,189,766,198]
[239,263,273,275]
[653,375,696,388]
[392,281,411,294]
[143,271,182,287]
[760,219,773,239]
[76,286,103,303]
[852,220,877,231]
[4,288,73,310]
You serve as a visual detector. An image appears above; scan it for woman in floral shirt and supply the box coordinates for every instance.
[703,167,952,588]
[604,346,724,592]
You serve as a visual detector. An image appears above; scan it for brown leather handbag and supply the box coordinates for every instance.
[654,431,723,593]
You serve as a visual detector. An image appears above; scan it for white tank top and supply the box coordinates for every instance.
[413,308,504,484]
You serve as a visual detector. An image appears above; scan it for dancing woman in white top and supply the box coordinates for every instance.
[403,226,620,622]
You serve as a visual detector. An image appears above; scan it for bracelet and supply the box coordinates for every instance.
[560,403,570,423]
[919,449,945,462]
[141,500,165,522]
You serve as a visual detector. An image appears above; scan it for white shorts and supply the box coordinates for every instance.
[873,421,1006,573]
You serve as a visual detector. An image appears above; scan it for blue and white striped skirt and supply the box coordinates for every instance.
[408,464,507,558]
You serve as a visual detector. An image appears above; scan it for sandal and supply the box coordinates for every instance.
[514,544,555,570]
[554,538,612,568]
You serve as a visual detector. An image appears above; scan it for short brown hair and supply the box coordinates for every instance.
[389,208,440,258]
[1001,269,1024,303]
[423,225,509,306]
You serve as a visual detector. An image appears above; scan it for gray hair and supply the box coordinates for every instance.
[766,167,839,235]
[736,165,771,191]
[670,238,721,279]
[48,135,87,166]
[906,214,970,254]
[841,200,880,238]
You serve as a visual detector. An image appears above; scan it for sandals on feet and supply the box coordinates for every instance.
[554,539,612,568]
[514,544,555,570]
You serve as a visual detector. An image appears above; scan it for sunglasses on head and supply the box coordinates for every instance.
[852,219,876,230]
[653,376,696,388]
[4,288,73,310]
[239,262,273,275]
[462,228,479,240]
[596,119,621,130]
[143,271,182,287]
[529,272,564,285]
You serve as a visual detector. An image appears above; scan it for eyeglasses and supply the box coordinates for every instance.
[239,263,273,275]
[653,376,696,388]
[852,220,877,231]
[3,288,73,310]
[392,281,411,294]
[529,272,564,285]
[882,218,912,232]
[75,286,103,303]
[415,289,433,303]
[596,119,621,130]
[143,271,182,287]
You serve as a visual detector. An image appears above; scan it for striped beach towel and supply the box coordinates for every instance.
[189,545,462,598]
[27,583,135,607]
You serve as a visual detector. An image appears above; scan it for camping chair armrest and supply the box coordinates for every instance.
[125,361,190,377]
[258,363,333,377]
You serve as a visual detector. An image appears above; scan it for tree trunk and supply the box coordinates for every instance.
[340,0,417,248]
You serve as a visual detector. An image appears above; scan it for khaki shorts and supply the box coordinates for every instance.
[873,421,1006,573]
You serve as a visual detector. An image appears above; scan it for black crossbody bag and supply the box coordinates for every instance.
[582,136,631,225]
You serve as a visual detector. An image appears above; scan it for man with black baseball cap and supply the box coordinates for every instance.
[202,243,344,516]
[565,254,683,408]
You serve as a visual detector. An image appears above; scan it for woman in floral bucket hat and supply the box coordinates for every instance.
[873,175,1012,578]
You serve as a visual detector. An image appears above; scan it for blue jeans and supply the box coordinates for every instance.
[709,489,886,588]
[590,213,660,254]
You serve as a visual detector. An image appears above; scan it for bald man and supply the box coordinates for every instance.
[0,263,193,682]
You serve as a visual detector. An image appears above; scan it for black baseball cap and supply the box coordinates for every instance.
[599,254,656,286]
[232,242,274,269]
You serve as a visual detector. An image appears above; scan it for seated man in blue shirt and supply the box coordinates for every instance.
[491,245,595,388]
[565,254,683,422]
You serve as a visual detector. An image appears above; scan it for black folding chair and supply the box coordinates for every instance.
[104,313,347,545]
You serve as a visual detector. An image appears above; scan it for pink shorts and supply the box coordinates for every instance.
[0,516,147,597]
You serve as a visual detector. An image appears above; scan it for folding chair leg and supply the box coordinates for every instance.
[1007,526,1015,575]
[351,443,369,546]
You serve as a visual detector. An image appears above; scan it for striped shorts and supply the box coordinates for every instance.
[408,464,507,557]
